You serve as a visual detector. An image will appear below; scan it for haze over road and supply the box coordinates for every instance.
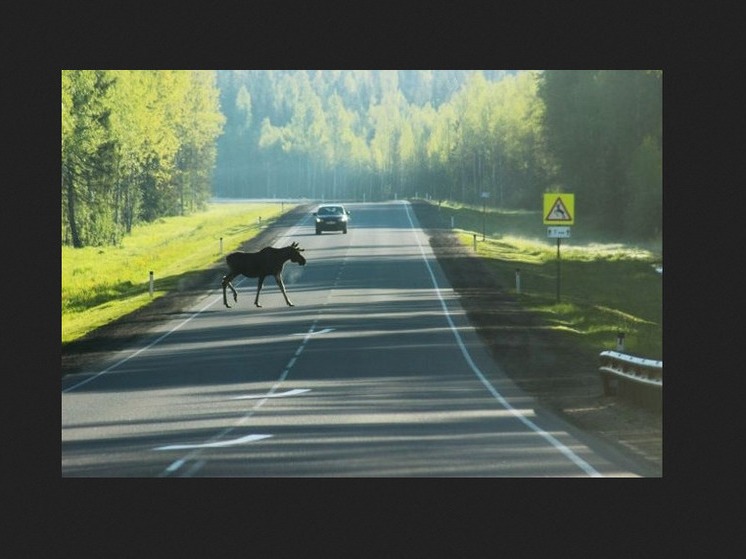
[62,201,649,477]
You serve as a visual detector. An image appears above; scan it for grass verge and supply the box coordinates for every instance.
[456,230,662,360]
[421,199,661,359]
[432,199,662,249]
[62,202,293,344]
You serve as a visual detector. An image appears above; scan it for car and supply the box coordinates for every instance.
[313,204,351,234]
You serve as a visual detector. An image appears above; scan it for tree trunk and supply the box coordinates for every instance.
[65,167,83,248]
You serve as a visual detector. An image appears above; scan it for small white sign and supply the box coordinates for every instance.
[547,226,571,238]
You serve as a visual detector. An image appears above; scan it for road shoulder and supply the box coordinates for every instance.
[61,205,313,379]
[410,201,662,475]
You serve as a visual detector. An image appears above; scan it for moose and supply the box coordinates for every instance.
[221,241,306,308]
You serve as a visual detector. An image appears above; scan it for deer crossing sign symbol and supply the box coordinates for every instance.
[543,193,575,225]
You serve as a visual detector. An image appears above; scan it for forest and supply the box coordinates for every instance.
[62,70,225,247]
[62,69,662,247]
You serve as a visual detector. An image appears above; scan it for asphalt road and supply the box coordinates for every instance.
[62,201,650,477]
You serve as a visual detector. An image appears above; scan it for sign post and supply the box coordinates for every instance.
[556,237,561,302]
[543,194,575,303]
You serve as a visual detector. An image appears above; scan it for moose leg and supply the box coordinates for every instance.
[254,276,265,307]
[275,274,294,307]
[222,274,238,308]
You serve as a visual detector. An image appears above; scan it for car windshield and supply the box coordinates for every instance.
[318,206,343,216]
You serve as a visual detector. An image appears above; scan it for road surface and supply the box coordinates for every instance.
[62,201,650,477]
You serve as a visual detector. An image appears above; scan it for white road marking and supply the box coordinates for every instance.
[61,210,316,476]
[158,318,319,476]
[165,458,187,473]
[65,206,603,476]
[402,202,602,478]
[63,211,315,394]
[155,434,272,451]
[292,328,335,336]
[229,388,311,400]
[62,295,222,393]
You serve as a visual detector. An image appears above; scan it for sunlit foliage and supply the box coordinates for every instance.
[62,202,287,343]
[62,70,225,247]
[215,70,661,240]
[63,70,662,246]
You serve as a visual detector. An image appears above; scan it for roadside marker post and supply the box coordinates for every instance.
[149,271,154,297]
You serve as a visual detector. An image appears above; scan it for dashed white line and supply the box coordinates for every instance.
[63,211,315,394]
[159,318,319,476]
[64,210,319,477]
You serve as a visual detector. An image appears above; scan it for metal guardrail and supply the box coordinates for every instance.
[599,350,662,410]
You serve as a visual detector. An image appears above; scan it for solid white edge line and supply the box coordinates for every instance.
[403,201,602,477]
[62,211,315,394]
[62,295,222,393]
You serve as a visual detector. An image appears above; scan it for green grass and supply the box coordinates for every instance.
[456,230,662,360]
[433,199,662,250]
[426,199,661,359]
[434,200,546,241]
[62,202,293,344]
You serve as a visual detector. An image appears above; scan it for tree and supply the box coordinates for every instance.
[63,70,225,246]
[203,68,660,241]
[172,71,225,214]
[62,70,117,247]
[538,70,662,238]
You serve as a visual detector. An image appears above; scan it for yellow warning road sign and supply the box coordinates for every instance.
[543,193,575,225]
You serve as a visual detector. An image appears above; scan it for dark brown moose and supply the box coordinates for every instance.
[221,242,306,308]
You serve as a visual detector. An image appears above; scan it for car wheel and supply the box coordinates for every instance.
[316,228,321,235]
